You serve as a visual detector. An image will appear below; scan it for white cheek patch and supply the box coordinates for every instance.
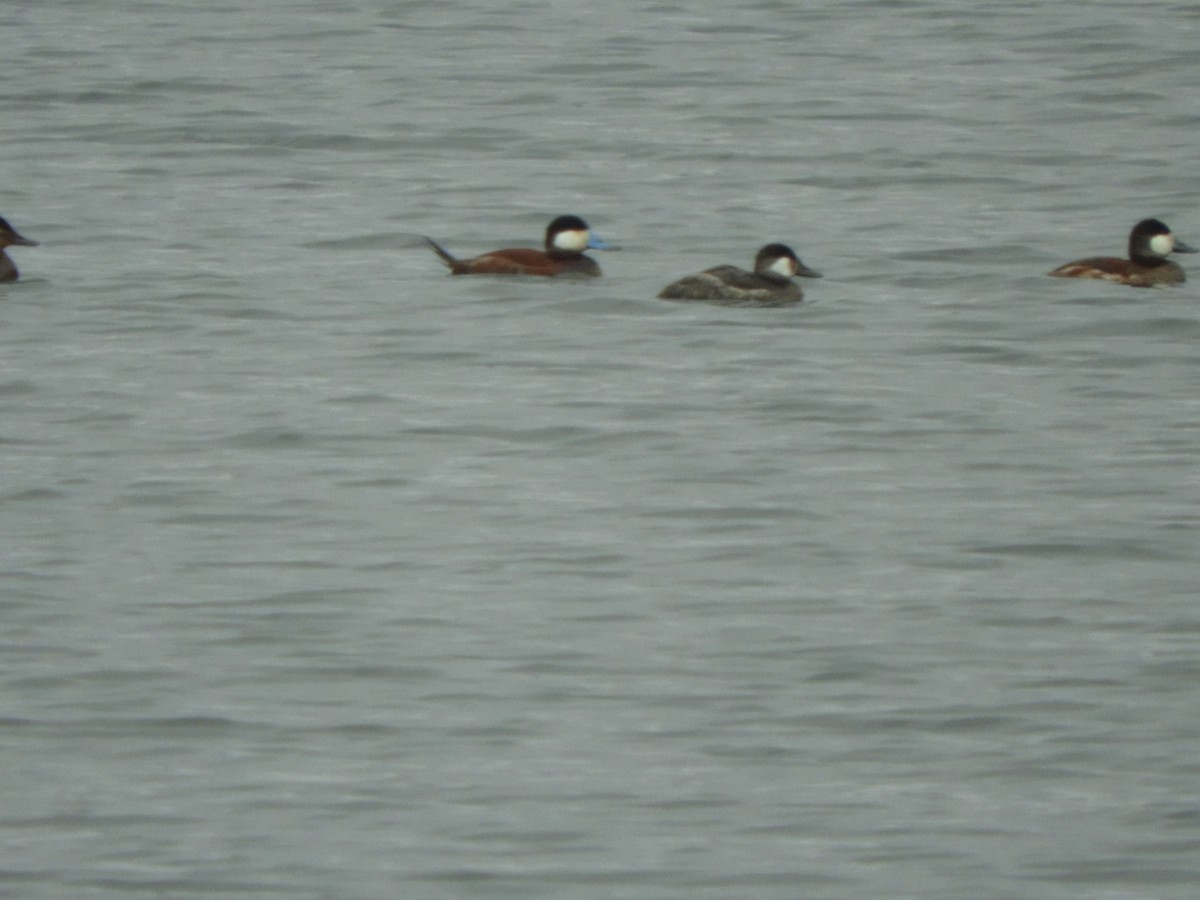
[767,256,797,277]
[553,229,589,252]
[1149,233,1174,256]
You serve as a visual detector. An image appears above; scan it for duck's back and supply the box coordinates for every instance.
[1048,256,1185,287]
[658,265,802,305]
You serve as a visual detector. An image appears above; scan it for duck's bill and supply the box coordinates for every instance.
[587,233,619,251]
[1173,239,1197,254]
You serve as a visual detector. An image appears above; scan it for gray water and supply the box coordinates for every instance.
[3,1,1200,898]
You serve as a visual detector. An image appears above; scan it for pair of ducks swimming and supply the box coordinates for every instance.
[423,214,1197,304]
[423,215,821,305]
[2,214,1194,297]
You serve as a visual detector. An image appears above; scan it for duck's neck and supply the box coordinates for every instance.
[0,250,18,283]
[1130,252,1170,269]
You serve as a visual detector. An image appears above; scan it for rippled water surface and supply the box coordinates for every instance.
[3,2,1199,898]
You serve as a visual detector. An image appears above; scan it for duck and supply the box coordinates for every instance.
[423,214,612,277]
[0,215,38,283]
[1047,218,1196,287]
[657,243,821,306]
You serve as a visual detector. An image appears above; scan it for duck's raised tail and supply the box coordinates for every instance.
[423,236,464,273]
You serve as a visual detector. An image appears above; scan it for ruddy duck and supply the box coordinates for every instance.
[1048,218,1196,287]
[423,214,612,277]
[0,215,38,283]
[657,243,822,306]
